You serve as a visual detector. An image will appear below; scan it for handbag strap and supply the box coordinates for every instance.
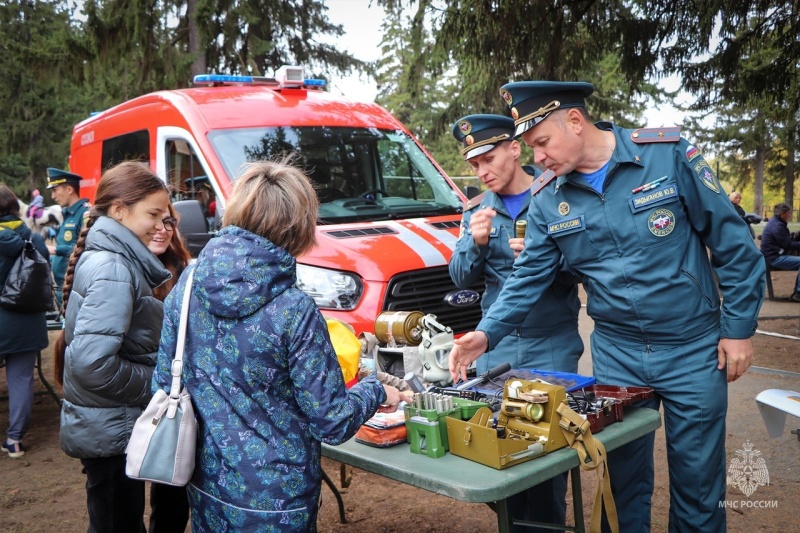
[169,269,195,400]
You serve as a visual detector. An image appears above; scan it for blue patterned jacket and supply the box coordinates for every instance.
[153,226,385,530]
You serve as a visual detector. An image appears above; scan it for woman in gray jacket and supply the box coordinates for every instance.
[56,162,170,533]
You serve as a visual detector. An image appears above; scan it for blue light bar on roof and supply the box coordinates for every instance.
[194,74,254,84]
[191,73,325,89]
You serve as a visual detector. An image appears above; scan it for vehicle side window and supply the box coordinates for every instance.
[166,140,205,199]
[101,130,150,171]
[166,139,218,232]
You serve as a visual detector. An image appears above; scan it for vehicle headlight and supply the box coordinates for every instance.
[295,264,363,310]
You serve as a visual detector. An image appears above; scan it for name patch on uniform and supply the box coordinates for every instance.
[647,209,676,237]
[693,160,720,193]
[629,184,679,212]
[547,215,584,236]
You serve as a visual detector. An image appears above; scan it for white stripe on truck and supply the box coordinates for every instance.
[384,221,448,267]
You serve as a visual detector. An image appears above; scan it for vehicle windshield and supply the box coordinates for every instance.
[208,126,462,223]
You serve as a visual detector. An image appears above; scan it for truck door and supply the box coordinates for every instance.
[156,128,220,255]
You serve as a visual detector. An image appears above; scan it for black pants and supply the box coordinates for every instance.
[149,483,189,533]
[81,455,190,533]
[81,455,146,533]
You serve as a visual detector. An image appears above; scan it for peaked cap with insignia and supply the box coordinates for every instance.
[183,175,213,191]
[452,114,515,160]
[499,81,595,137]
[46,168,83,190]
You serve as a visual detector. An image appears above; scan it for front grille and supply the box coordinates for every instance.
[383,266,485,334]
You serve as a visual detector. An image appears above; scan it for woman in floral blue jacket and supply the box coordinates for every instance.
[153,159,403,532]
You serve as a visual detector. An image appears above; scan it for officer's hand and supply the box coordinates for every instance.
[717,338,753,382]
[509,237,525,258]
[471,208,496,246]
[449,331,488,382]
[46,244,56,255]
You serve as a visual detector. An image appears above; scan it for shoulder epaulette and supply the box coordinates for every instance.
[630,127,681,144]
[530,169,557,196]
[464,191,486,210]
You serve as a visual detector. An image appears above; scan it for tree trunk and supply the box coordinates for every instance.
[786,112,797,220]
[754,143,766,218]
[188,0,206,77]
[786,143,795,218]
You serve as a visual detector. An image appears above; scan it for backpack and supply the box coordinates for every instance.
[0,240,54,313]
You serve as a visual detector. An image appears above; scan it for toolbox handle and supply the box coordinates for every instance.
[499,442,545,466]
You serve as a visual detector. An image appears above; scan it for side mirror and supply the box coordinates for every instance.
[463,185,481,200]
[173,200,213,257]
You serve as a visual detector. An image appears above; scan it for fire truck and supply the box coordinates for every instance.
[69,66,484,335]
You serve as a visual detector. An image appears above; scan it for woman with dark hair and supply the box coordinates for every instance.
[145,201,192,532]
[55,161,171,532]
[149,202,192,301]
[0,185,50,458]
[153,158,404,531]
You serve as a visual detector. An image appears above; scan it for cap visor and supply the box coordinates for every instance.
[514,120,534,138]
[464,144,497,160]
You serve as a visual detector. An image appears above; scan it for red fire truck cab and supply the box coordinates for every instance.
[69,66,484,335]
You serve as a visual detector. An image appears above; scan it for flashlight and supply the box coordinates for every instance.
[515,220,527,239]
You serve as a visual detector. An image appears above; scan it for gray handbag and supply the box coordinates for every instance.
[125,270,197,486]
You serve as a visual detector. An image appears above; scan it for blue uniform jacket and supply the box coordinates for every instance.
[153,226,386,530]
[450,188,580,338]
[760,215,800,263]
[52,198,90,282]
[479,123,765,347]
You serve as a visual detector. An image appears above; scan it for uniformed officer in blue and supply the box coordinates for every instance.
[450,114,583,532]
[449,82,765,532]
[46,168,90,311]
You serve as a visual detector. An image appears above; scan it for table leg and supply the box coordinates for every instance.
[35,351,61,406]
[496,498,512,533]
[571,467,585,533]
[321,467,347,523]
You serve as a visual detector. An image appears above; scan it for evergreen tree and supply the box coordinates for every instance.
[80,0,189,103]
[0,0,86,194]
[194,0,366,78]
[374,1,664,176]
[374,1,466,174]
